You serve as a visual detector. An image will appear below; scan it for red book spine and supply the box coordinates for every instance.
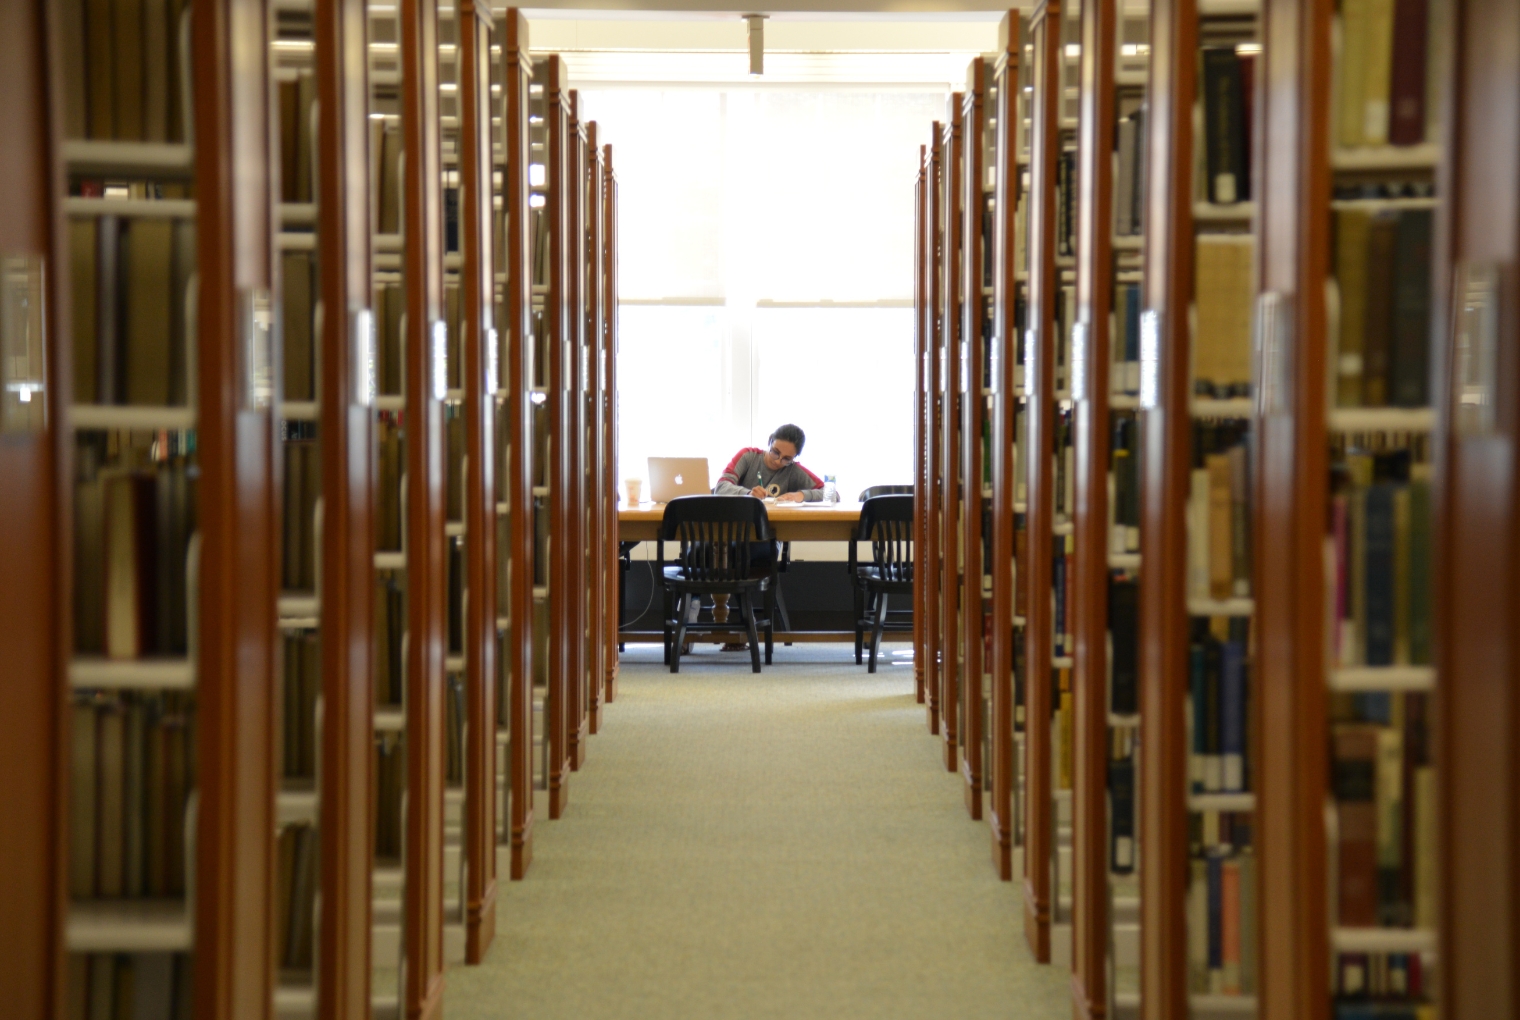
[1388,0,1429,145]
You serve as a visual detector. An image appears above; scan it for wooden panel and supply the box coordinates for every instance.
[0,1,62,1015]
[459,0,498,965]
[1254,0,1330,1014]
[603,146,619,707]
[314,0,377,1010]
[1436,0,1520,1015]
[989,11,1022,883]
[500,9,535,879]
[940,96,964,773]
[544,55,572,820]
[566,95,587,774]
[399,0,447,1012]
[914,149,929,706]
[1022,0,1062,964]
[925,123,944,737]
[191,0,280,1016]
[1071,0,1117,1011]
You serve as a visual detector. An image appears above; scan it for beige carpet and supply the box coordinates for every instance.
[444,642,1071,1020]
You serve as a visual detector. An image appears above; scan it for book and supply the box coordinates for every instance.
[70,219,99,403]
[70,700,99,897]
[282,251,314,402]
[1201,47,1249,204]
[1375,725,1406,925]
[1389,210,1432,407]
[84,0,116,139]
[1387,0,1429,144]
[96,701,126,896]
[1109,573,1138,715]
[1335,209,1372,407]
[75,449,106,653]
[95,215,120,403]
[124,219,175,406]
[1109,742,1136,874]
[1207,453,1233,600]
[1363,484,1397,666]
[1361,213,1399,406]
[1193,236,1254,397]
[114,0,145,140]
[1333,724,1380,925]
[1362,0,1397,146]
[103,472,153,659]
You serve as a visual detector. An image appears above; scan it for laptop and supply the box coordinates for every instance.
[648,457,712,503]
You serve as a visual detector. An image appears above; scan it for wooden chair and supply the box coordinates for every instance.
[848,494,915,672]
[658,495,775,673]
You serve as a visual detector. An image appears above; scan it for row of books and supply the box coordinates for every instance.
[1109,570,1139,715]
[1055,664,1073,790]
[445,673,465,787]
[281,422,320,593]
[59,0,191,144]
[1332,691,1435,929]
[69,207,196,408]
[277,71,317,206]
[74,437,197,659]
[275,822,317,971]
[1330,451,1432,668]
[1331,208,1434,409]
[1056,149,1077,258]
[1199,46,1255,206]
[375,571,405,706]
[69,693,195,899]
[1193,235,1254,400]
[370,118,403,237]
[65,952,192,1020]
[1189,616,1252,794]
[1335,0,1437,148]
[377,414,404,552]
[282,251,317,404]
[1108,725,1137,875]
[282,632,319,780]
[1109,283,1143,397]
[1113,101,1145,236]
[1336,951,1435,1005]
[1187,423,1252,602]
[1186,811,1258,995]
[1052,534,1074,658]
[1110,413,1139,554]
[375,732,405,860]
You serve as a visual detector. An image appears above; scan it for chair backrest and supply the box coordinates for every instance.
[659,495,773,583]
[857,494,914,581]
[857,484,914,502]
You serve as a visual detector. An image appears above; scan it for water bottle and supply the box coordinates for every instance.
[824,474,838,503]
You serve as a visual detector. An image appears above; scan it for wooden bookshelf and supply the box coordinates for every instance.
[925,123,945,738]
[1434,1,1518,1015]
[988,9,1024,884]
[1,1,63,1013]
[539,54,574,820]
[960,59,993,822]
[940,94,965,775]
[914,147,930,711]
[1254,0,1451,1012]
[601,143,620,710]
[565,93,588,775]
[1020,0,1065,965]
[458,0,499,965]
[587,127,609,734]
[1069,0,1149,1014]
[497,8,535,883]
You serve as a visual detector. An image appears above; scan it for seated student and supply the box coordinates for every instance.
[713,424,825,503]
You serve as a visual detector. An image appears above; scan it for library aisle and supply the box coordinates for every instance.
[446,644,1070,1019]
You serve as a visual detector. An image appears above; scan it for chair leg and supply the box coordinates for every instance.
[671,593,694,674]
[662,588,672,664]
[774,584,793,644]
[853,585,865,664]
[741,593,762,673]
[869,591,889,674]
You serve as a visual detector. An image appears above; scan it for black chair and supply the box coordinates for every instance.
[658,496,775,674]
[851,487,915,664]
[849,494,915,672]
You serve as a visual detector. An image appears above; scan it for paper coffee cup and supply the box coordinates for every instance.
[625,478,642,504]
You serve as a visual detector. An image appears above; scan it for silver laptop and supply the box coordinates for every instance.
[648,457,711,503]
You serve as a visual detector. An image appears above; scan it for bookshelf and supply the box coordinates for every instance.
[600,143,620,711]
[1068,0,1149,1014]
[914,147,929,712]
[536,54,574,820]
[270,12,324,1015]
[959,58,994,823]
[1433,1,1518,1016]
[923,125,944,739]
[1139,0,1260,1011]
[44,0,284,1013]
[457,0,499,964]
[587,127,611,733]
[1253,0,1449,1013]
[496,8,536,884]
[988,8,1025,884]
[939,92,965,777]
[1019,0,1069,965]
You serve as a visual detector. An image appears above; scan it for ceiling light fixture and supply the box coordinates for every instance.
[744,14,768,76]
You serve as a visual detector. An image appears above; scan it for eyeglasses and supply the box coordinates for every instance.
[768,445,795,465]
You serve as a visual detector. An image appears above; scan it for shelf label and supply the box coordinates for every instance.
[0,254,46,434]
[1138,309,1161,409]
[1254,291,1292,417]
[1070,320,1088,403]
[1452,261,1503,438]
[353,306,376,408]
[432,319,449,402]
[243,287,274,410]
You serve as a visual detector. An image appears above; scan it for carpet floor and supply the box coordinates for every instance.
[443,642,1070,1020]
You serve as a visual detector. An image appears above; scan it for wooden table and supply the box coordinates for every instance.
[617,501,904,644]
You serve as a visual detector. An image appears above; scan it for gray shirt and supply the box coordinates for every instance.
[713,448,825,502]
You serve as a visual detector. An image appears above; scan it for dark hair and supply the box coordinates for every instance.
[769,424,805,454]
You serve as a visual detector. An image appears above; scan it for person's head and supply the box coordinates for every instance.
[765,424,805,471]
